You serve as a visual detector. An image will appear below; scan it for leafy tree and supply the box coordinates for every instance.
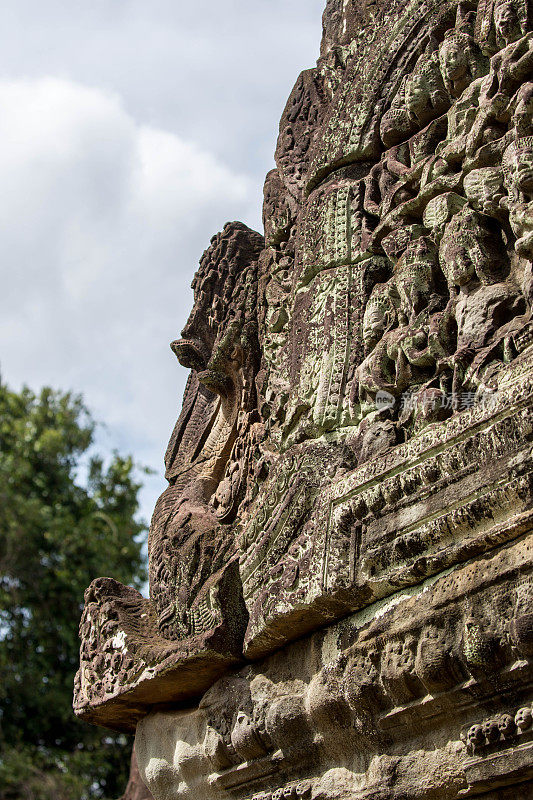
[0,381,148,799]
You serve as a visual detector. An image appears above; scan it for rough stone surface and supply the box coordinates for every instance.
[75,0,533,797]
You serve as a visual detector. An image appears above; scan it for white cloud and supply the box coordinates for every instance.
[0,0,325,174]
[0,76,257,520]
[0,0,326,533]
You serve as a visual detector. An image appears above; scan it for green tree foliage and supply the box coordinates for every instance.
[0,381,148,799]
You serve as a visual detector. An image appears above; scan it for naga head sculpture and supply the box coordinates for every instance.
[171,222,264,404]
[149,222,264,641]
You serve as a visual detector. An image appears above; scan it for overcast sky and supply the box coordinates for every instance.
[0,1,325,535]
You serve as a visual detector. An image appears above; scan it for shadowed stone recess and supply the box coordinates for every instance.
[75,1,533,798]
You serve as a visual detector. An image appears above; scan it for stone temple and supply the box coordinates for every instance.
[74,0,533,797]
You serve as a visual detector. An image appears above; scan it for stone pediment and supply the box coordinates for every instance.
[75,0,533,796]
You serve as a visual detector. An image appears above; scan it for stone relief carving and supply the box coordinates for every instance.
[134,538,533,799]
[74,223,265,730]
[75,0,533,796]
[464,702,533,752]
[152,222,264,640]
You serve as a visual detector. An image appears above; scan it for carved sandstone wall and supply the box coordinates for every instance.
[75,1,533,798]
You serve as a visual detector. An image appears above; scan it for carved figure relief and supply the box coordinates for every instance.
[151,221,265,640]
